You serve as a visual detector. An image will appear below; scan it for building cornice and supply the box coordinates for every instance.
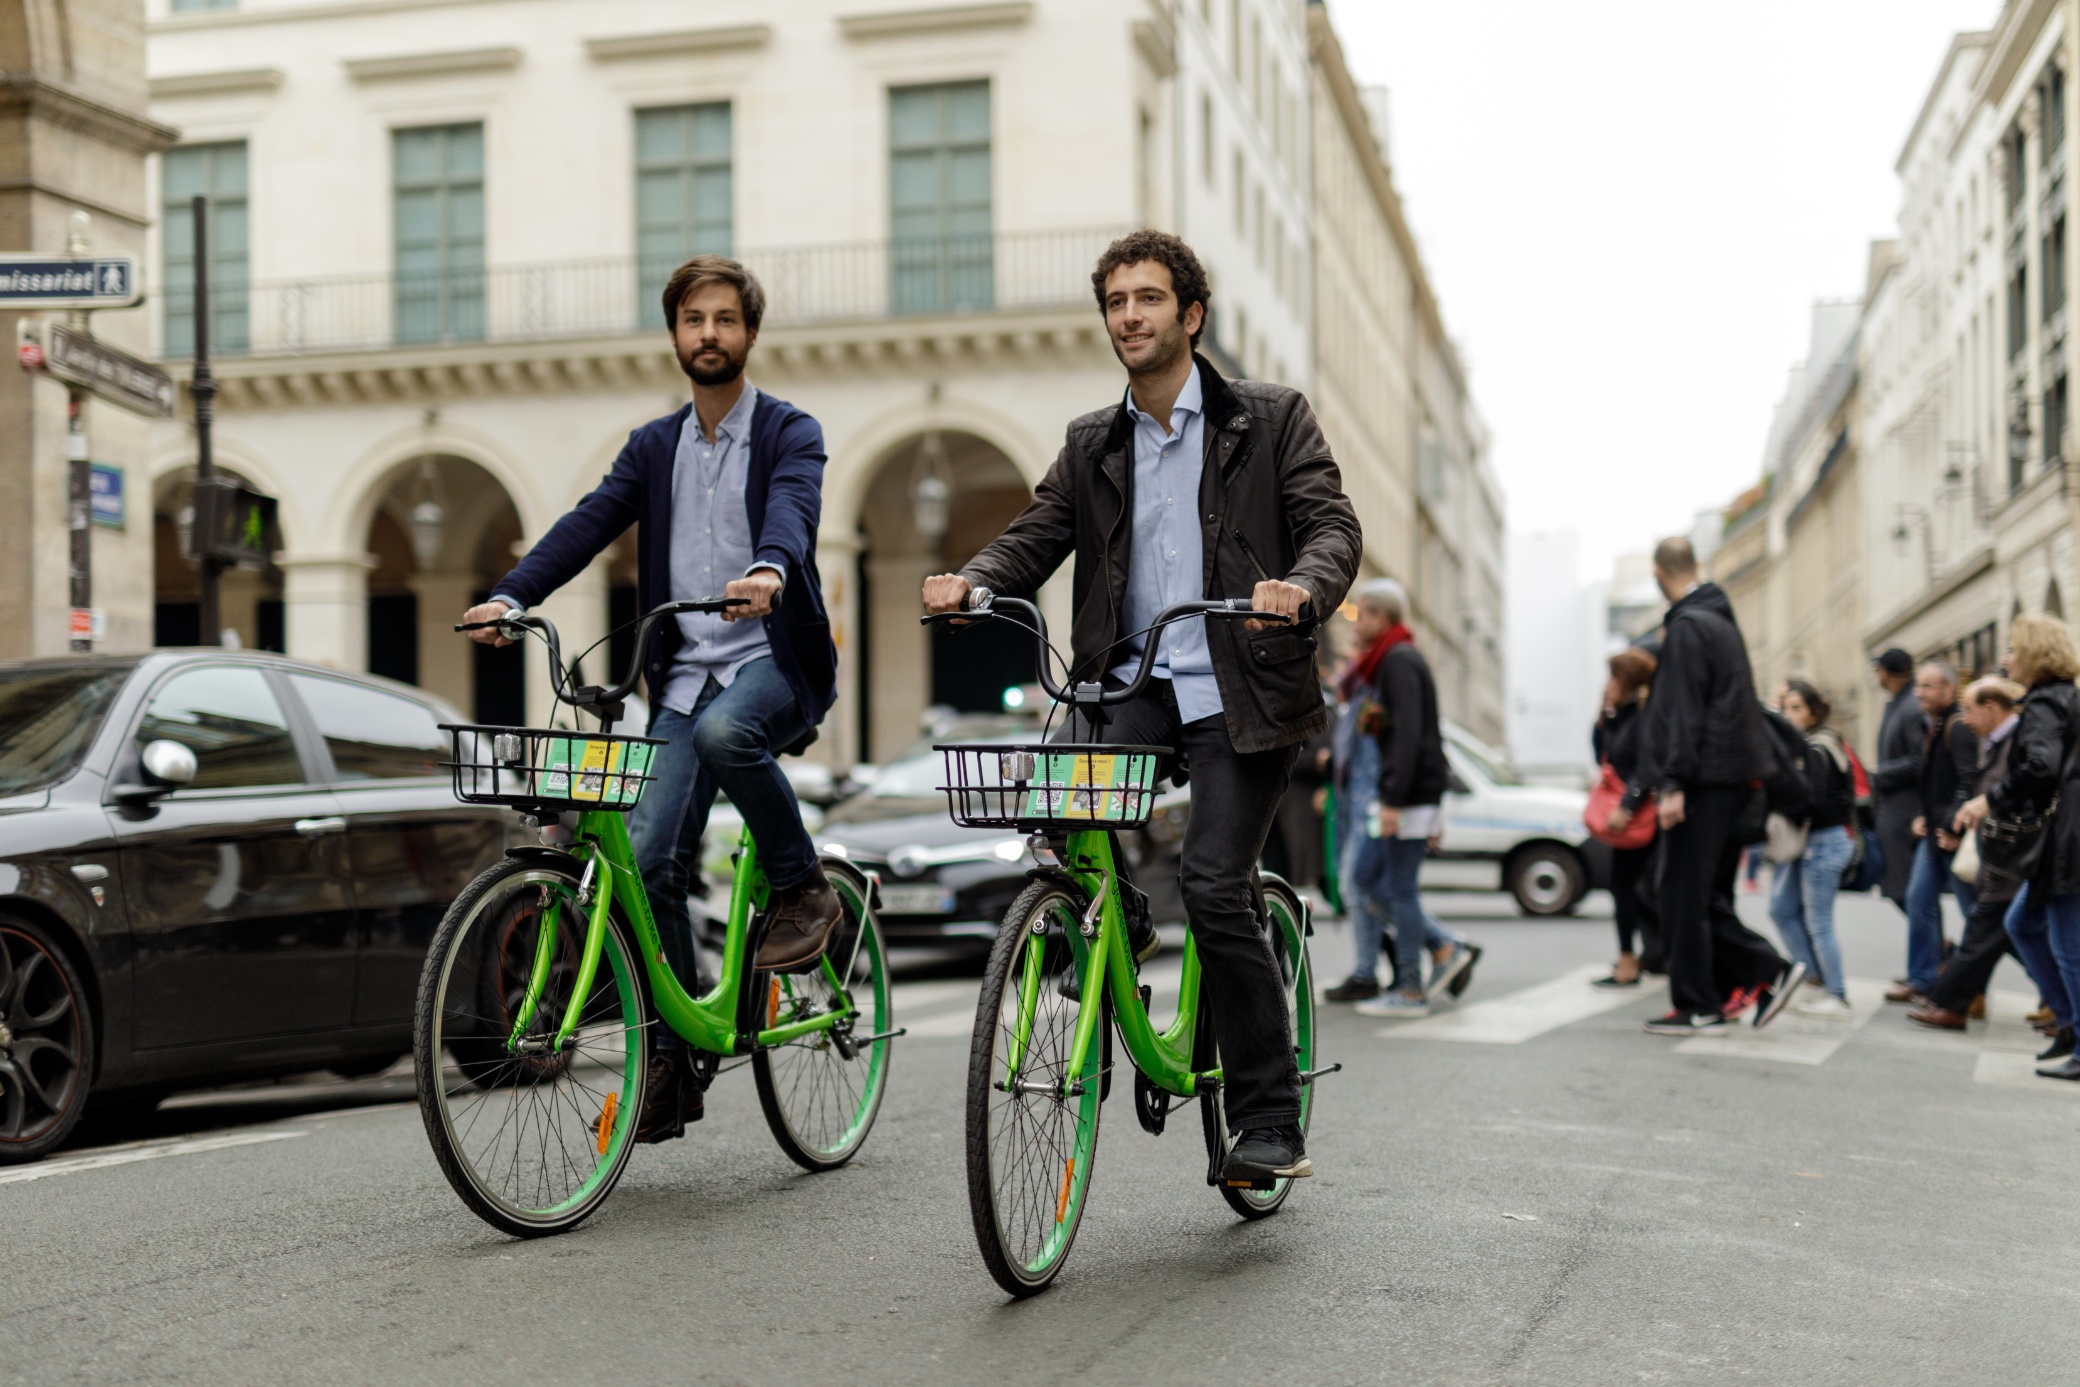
[151,0,556,31]
[0,75,179,155]
[584,26,773,62]
[1863,543,1997,649]
[149,68,286,100]
[838,3,1034,41]
[1976,0,2060,111]
[344,47,523,83]
[1896,30,1992,175]
[161,307,1113,412]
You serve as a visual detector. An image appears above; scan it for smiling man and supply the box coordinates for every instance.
[463,255,839,1144]
[922,230,1361,1183]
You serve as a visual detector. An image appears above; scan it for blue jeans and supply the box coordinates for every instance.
[1905,838,1975,991]
[1769,824,1853,998]
[628,656,815,1011]
[1350,834,1453,993]
[2004,884,2080,1031]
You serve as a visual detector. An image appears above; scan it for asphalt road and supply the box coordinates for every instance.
[8,888,2080,1386]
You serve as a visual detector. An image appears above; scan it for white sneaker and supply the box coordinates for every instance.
[1355,992,1430,1019]
[1792,992,1852,1019]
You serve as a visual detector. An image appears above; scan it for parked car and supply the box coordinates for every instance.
[1421,724,1607,916]
[0,651,512,1162]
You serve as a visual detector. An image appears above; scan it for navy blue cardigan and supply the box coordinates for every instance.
[492,395,837,740]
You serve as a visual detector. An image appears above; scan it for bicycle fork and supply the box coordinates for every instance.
[505,848,616,1054]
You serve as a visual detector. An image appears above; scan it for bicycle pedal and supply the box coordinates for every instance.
[1224,1178,1276,1191]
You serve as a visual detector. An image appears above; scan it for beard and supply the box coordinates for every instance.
[1112,319,1191,378]
[678,340,747,386]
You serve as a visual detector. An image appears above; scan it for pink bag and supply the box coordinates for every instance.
[1585,762,1656,850]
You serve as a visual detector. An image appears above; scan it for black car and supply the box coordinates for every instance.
[0,652,511,1162]
[814,717,1188,952]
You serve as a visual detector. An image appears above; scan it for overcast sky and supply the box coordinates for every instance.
[1325,0,1999,581]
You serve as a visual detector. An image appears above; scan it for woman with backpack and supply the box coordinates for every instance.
[1767,680,1856,1018]
[1955,614,2080,1078]
[1591,647,1661,986]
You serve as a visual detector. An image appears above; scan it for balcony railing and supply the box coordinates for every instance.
[166,228,1123,360]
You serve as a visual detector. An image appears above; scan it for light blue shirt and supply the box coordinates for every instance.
[662,385,777,713]
[1113,369,1223,724]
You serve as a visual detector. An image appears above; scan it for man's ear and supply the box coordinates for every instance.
[1182,299,1205,340]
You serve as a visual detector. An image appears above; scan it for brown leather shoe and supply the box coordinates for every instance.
[1884,983,1926,1004]
[755,865,844,973]
[1907,1004,1968,1031]
[633,1051,704,1144]
[1967,993,1987,1020]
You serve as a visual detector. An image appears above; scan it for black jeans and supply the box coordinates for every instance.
[1926,892,2019,1014]
[1060,679,1303,1132]
[1660,785,1785,1016]
[1611,843,1661,965]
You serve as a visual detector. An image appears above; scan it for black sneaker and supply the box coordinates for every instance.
[1322,976,1381,1003]
[1221,1125,1312,1182]
[1752,961,1808,1030]
[1643,1009,1729,1037]
[2038,1026,2076,1063]
[1448,943,1483,998]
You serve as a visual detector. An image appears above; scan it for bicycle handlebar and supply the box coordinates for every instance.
[454,596,750,713]
[921,591,1300,711]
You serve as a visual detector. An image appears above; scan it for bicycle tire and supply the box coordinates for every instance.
[965,879,1103,1297]
[754,863,891,1171]
[1198,875,1314,1220]
[414,857,649,1238]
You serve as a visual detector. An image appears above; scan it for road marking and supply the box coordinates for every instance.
[1378,964,1640,1044]
[1672,978,1885,1064]
[0,1130,307,1186]
[1972,1051,2080,1090]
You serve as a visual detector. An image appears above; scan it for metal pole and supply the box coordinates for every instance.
[65,212,90,652]
[191,194,221,644]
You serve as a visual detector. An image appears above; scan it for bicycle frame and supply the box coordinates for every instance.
[511,810,863,1058]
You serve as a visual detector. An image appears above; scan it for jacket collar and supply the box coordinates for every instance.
[1102,352,1245,457]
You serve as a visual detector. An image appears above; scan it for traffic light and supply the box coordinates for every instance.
[190,476,280,570]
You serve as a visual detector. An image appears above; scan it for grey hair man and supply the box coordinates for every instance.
[1895,657,1980,1002]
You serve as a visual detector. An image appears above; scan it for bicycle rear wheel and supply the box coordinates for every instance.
[754,863,891,1170]
[1199,875,1314,1219]
[965,880,1102,1297]
[414,857,648,1238]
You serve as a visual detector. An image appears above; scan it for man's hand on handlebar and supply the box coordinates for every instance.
[723,568,783,622]
[1245,579,1309,632]
[922,572,972,620]
[460,599,517,647]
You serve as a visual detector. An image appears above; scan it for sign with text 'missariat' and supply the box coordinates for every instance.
[0,255,141,309]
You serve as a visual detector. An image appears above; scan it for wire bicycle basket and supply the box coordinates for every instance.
[441,723,665,814]
[936,743,1165,830]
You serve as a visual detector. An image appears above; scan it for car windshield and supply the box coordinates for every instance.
[1451,734,1522,787]
[0,664,131,795]
[872,716,1038,799]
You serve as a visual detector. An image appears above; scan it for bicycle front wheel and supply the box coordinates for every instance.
[754,863,891,1170]
[965,881,1102,1297]
[1199,875,1315,1220]
[413,857,649,1238]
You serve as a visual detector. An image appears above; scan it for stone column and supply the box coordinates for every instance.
[279,552,375,671]
[816,530,864,770]
[865,551,934,763]
[407,569,479,711]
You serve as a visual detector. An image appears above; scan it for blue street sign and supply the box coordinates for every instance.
[0,256,141,309]
[89,464,123,529]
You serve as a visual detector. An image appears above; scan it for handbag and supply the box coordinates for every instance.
[1952,826,1981,885]
[1585,762,1655,850]
[1977,707,2080,881]
[1763,811,1808,864]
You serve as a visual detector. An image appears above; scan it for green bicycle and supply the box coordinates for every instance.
[412,598,895,1238]
[924,594,1333,1296]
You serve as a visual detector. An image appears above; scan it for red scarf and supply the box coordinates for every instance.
[1339,623,1413,700]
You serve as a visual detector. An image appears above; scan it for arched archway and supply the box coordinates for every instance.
[360,454,524,721]
[152,469,284,649]
[856,430,1033,761]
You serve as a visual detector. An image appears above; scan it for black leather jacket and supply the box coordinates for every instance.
[1987,680,2080,895]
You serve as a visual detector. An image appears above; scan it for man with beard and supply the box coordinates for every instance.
[463,255,839,1142]
[922,230,1361,1183]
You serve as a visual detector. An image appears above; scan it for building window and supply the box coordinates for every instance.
[161,141,249,358]
[2007,125,2028,217]
[1201,92,1215,186]
[2046,67,2067,161]
[2047,374,2069,466]
[1232,147,1246,231]
[2047,215,2068,321]
[889,81,992,315]
[2009,265,2029,359]
[394,123,484,345]
[635,103,733,310]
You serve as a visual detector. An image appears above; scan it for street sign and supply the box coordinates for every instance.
[192,476,280,571]
[89,464,124,528]
[0,255,140,309]
[18,320,176,416]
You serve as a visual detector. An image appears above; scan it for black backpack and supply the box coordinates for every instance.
[1760,706,1813,820]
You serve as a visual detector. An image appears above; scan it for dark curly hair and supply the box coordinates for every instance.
[1090,230,1211,347]
[1784,678,1831,727]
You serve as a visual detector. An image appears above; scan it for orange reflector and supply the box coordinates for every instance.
[768,977,783,1027]
[1055,1157,1076,1224]
[596,1092,618,1154]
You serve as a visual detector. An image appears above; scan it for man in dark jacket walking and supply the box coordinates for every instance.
[1893,660,1979,1002]
[466,255,842,1142]
[924,230,1361,1183]
[1621,537,1802,1035]
[1871,648,1923,912]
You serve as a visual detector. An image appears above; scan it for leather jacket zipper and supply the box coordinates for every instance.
[1231,528,1272,584]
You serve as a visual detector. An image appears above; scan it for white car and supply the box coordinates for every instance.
[1421,725,1607,916]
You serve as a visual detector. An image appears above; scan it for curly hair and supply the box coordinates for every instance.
[2009,614,2080,687]
[1090,230,1211,347]
[1784,678,1832,728]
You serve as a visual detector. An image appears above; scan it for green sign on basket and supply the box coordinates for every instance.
[539,737,652,806]
[1023,752,1138,822]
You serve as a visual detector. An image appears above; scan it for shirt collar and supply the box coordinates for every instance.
[695,384,758,446]
[1989,714,2019,743]
[1123,366,1202,438]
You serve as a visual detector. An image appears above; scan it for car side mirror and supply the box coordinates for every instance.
[114,740,198,804]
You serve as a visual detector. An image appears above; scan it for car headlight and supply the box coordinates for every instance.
[993,838,1027,862]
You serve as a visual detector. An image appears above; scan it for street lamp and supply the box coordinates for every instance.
[910,430,950,550]
[408,458,446,570]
